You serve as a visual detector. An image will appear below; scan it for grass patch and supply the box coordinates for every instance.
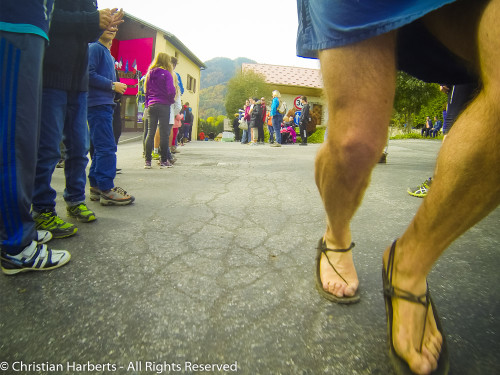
[390,133,443,140]
[307,127,326,143]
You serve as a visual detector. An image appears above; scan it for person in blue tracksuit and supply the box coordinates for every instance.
[0,0,71,274]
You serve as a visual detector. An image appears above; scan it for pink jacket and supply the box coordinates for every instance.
[174,113,184,129]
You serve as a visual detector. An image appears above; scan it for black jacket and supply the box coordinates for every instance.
[300,103,310,126]
[43,0,101,91]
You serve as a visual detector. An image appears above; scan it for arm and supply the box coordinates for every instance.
[49,4,101,43]
[176,72,184,95]
[88,44,126,93]
[271,97,279,114]
[165,71,176,104]
[88,44,110,90]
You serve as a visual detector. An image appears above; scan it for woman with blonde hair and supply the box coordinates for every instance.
[144,52,176,168]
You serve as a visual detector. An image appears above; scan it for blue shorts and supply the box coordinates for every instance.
[297,0,456,57]
[296,0,477,84]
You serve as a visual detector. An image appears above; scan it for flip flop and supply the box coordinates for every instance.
[383,240,449,375]
[315,238,361,304]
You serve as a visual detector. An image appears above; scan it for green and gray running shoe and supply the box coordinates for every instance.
[67,203,97,223]
[33,211,78,238]
[407,177,432,198]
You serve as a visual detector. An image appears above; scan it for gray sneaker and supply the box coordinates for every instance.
[100,187,135,206]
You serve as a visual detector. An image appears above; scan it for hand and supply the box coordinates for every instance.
[109,8,124,28]
[439,85,450,94]
[99,9,112,30]
[114,82,127,94]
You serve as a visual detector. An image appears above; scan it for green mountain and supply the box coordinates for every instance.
[199,57,256,119]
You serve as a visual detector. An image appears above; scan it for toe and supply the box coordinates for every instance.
[405,348,434,375]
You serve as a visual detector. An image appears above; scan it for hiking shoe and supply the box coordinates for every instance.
[33,211,78,238]
[152,152,160,160]
[144,160,152,169]
[100,187,135,206]
[36,230,53,244]
[160,160,173,169]
[89,186,102,201]
[407,177,432,198]
[378,152,388,163]
[67,203,97,223]
[1,241,70,275]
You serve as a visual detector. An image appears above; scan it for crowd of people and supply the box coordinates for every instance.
[0,1,134,275]
[0,1,200,275]
[234,92,311,147]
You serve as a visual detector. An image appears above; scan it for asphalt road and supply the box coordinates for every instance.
[0,138,498,375]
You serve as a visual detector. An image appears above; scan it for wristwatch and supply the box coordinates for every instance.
[111,82,115,91]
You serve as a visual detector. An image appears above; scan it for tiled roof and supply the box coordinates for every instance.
[242,63,323,88]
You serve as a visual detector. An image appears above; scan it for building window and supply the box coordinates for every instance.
[186,74,196,93]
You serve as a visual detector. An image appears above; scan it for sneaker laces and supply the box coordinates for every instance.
[39,212,64,226]
[112,186,129,196]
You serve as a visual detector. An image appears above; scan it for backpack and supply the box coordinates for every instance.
[278,100,287,115]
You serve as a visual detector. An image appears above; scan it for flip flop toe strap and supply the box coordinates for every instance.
[318,240,355,285]
[384,240,432,352]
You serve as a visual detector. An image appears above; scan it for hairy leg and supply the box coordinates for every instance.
[317,32,396,297]
[385,1,500,373]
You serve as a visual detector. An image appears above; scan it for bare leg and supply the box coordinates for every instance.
[316,32,396,297]
[384,1,500,373]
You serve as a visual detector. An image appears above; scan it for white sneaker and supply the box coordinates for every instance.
[1,241,71,275]
[36,230,53,244]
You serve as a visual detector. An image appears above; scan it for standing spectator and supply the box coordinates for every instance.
[187,107,194,141]
[241,99,251,144]
[258,97,267,144]
[88,23,135,205]
[299,96,310,145]
[32,2,124,238]
[180,102,193,144]
[1,0,71,274]
[171,56,184,96]
[267,112,275,144]
[232,114,241,141]
[169,70,182,162]
[144,52,176,169]
[170,56,183,153]
[249,97,263,145]
[270,90,283,147]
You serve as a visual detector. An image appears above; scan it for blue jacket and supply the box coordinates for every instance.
[270,97,280,117]
[0,0,55,40]
[88,41,116,107]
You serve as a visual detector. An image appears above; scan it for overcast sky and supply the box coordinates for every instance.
[96,0,320,69]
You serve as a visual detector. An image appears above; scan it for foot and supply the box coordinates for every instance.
[319,236,359,298]
[1,241,71,275]
[383,245,443,375]
[67,203,97,223]
[100,186,135,206]
[33,211,78,238]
